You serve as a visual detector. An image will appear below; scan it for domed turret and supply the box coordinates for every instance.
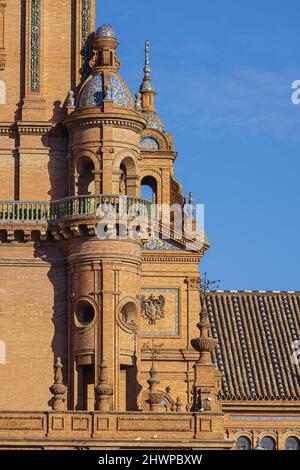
[76,24,134,110]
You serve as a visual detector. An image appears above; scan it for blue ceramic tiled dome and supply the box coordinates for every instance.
[78,72,133,109]
[95,24,115,38]
[142,111,165,133]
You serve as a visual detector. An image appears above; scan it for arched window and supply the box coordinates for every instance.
[236,436,251,450]
[0,341,6,364]
[77,157,95,195]
[285,436,300,450]
[141,176,157,203]
[118,157,136,196]
[260,436,276,450]
[0,80,6,104]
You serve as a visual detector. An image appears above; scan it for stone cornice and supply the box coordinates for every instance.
[0,122,67,137]
[64,106,147,134]
[66,116,145,134]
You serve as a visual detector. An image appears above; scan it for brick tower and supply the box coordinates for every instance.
[0,1,234,449]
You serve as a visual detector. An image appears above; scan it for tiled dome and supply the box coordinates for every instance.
[77,72,133,109]
[95,24,115,38]
[142,111,165,133]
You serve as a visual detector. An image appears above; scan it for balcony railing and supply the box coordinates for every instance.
[0,195,153,224]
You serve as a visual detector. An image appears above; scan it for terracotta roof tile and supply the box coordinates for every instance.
[206,291,300,401]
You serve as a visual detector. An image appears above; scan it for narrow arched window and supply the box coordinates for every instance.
[141,176,157,203]
[77,157,95,195]
[118,157,136,196]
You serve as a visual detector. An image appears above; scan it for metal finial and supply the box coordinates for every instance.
[143,339,163,365]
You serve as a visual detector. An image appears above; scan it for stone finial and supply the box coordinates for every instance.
[146,362,164,412]
[49,357,67,411]
[191,273,220,362]
[189,192,193,205]
[190,273,222,412]
[67,90,75,108]
[135,92,142,109]
[175,396,182,412]
[95,361,113,411]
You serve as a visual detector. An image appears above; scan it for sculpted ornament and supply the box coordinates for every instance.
[141,294,165,325]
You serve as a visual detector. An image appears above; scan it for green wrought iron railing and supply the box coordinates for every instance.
[0,195,153,224]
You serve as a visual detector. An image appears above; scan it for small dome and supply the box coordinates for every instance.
[95,24,115,38]
[139,80,155,92]
[142,111,165,133]
[78,72,133,109]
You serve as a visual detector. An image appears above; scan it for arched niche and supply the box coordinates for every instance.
[76,156,95,195]
[120,301,137,331]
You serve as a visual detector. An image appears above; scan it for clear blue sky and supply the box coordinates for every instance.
[95,0,300,291]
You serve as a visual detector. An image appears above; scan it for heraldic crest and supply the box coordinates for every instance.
[141,294,165,325]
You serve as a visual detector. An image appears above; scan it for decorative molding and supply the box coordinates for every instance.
[185,277,200,290]
[30,0,41,92]
[66,117,145,134]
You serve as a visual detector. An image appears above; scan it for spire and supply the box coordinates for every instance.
[138,40,156,112]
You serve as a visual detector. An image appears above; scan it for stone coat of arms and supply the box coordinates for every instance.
[141,294,165,325]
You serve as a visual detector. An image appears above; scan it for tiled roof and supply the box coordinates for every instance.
[206,291,300,401]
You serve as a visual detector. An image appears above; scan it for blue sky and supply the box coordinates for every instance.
[95,0,300,290]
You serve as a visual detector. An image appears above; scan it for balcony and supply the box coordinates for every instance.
[0,195,204,251]
[0,195,152,224]
[0,195,153,242]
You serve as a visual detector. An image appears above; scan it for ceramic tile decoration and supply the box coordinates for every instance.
[78,72,132,109]
[140,136,160,151]
[95,24,115,38]
[142,111,165,133]
[81,0,91,80]
[109,73,132,108]
[78,73,104,107]
[30,0,40,92]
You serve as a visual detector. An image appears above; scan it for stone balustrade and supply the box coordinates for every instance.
[0,410,232,449]
[0,195,152,224]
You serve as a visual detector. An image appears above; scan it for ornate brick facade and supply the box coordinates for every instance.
[0,1,299,451]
